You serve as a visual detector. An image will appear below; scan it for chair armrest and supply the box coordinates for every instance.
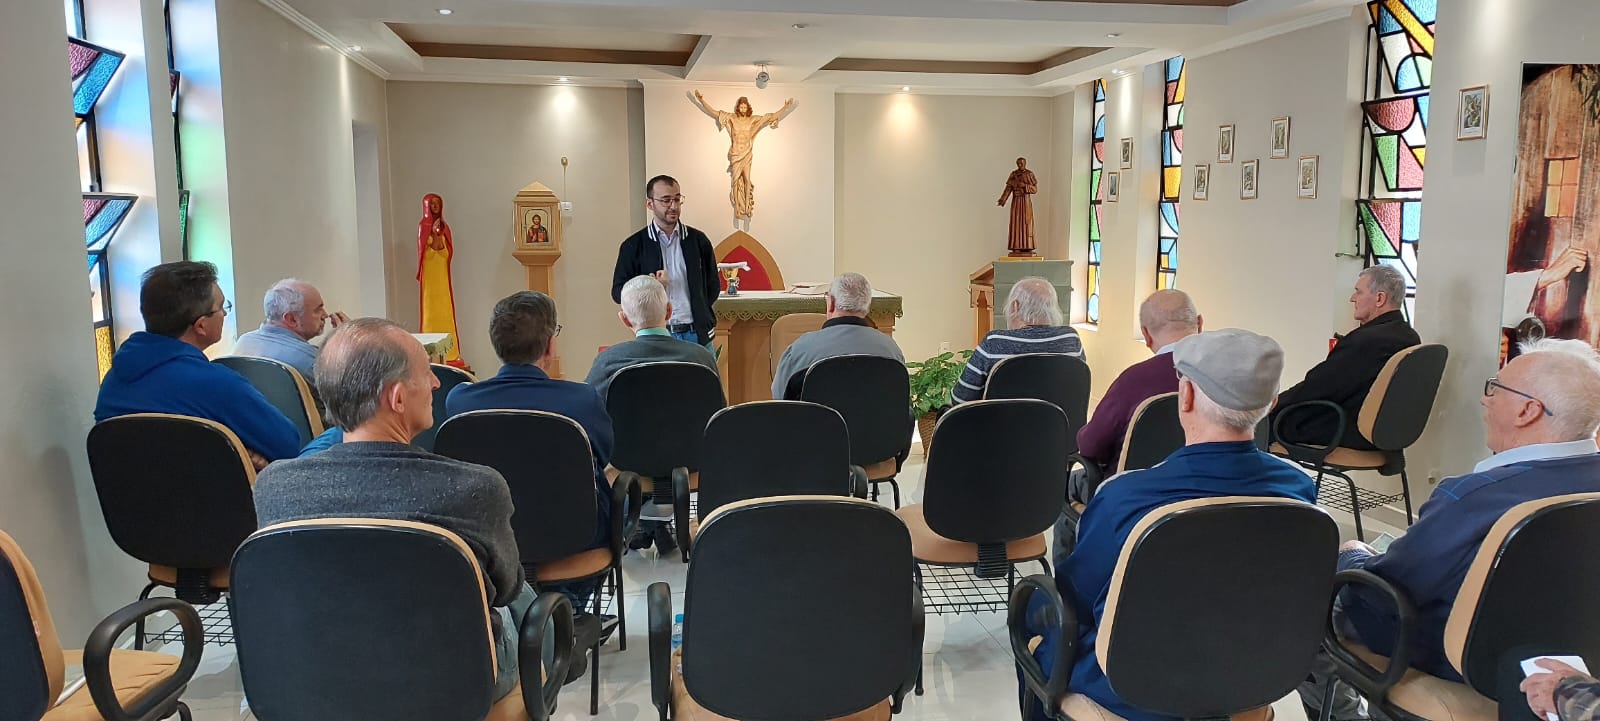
[850,465,869,499]
[893,587,925,712]
[1008,575,1077,715]
[1322,569,1418,703]
[1271,400,1348,462]
[520,592,574,721]
[648,582,674,720]
[673,466,693,559]
[83,598,204,721]
[1079,459,1107,501]
[611,471,645,561]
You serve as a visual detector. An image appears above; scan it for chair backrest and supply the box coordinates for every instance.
[1444,493,1600,699]
[800,355,912,467]
[1098,497,1338,717]
[1118,392,1184,473]
[0,530,64,721]
[1358,344,1448,451]
[86,414,258,571]
[231,519,500,721]
[434,410,599,564]
[213,355,323,446]
[923,399,1068,544]
[698,401,854,518]
[984,353,1092,455]
[607,362,726,476]
[682,496,916,721]
[770,313,826,376]
[413,364,477,452]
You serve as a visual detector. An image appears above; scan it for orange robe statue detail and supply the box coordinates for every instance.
[417,193,462,363]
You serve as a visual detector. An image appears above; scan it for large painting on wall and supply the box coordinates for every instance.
[1502,64,1600,363]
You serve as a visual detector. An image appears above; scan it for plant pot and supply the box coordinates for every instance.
[917,413,939,457]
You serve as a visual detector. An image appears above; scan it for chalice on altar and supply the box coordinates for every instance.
[718,262,751,296]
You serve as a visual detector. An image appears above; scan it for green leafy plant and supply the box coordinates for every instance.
[907,349,974,419]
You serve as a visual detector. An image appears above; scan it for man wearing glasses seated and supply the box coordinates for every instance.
[95,260,300,469]
[1301,338,1600,721]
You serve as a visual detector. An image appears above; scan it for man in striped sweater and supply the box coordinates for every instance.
[952,277,1083,404]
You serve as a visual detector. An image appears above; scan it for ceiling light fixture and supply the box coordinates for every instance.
[900,86,911,92]
[437,8,453,15]
[557,76,570,82]
[1106,32,1121,39]
[349,45,363,52]
[792,23,808,30]
[755,63,770,90]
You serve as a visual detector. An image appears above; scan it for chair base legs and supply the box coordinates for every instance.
[871,478,902,509]
[134,581,157,650]
[614,567,628,652]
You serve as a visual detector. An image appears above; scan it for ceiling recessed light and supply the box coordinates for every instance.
[900,86,911,92]
[791,23,808,30]
[557,77,570,82]
[349,45,363,52]
[437,7,453,15]
[1106,32,1121,39]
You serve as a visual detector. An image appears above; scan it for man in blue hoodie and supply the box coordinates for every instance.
[95,261,301,467]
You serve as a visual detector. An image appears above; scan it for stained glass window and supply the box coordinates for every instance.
[84,194,135,378]
[1158,57,1185,290]
[1359,0,1435,315]
[1087,79,1107,324]
[165,0,192,257]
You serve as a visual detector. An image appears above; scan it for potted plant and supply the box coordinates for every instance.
[907,349,973,454]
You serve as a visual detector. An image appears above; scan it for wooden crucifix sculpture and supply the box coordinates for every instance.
[688,91,797,231]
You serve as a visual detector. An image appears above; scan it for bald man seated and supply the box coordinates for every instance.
[233,278,346,384]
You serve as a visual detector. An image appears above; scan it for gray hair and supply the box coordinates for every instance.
[1360,266,1407,310]
[829,272,873,315]
[1008,277,1064,327]
[1191,381,1271,432]
[620,275,669,327]
[1139,289,1199,337]
[263,279,309,323]
[315,317,417,432]
[1516,338,1600,441]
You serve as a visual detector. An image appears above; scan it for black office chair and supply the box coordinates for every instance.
[1078,392,1184,503]
[435,410,643,715]
[230,518,575,721]
[1272,344,1448,539]
[412,363,477,452]
[647,496,923,721]
[801,355,914,508]
[984,353,1092,473]
[1012,497,1338,721]
[1320,493,1600,721]
[606,362,727,562]
[213,355,324,447]
[86,414,258,649]
[678,401,868,558]
[2,529,203,721]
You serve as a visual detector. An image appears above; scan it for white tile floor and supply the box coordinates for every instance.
[126,451,1401,721]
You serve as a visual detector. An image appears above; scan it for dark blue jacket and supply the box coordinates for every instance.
[1340,449,1600,680]
[1028,442,1317,721]
[94,331,302,461]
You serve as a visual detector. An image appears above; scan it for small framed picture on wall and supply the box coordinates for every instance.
[1193,164,1210,201]
[1218,125,1235,163]
[1298,155,1319,199]
[1240,160,1259,200]
[1120,138,1134,169]
[1270,117,1291,159]
[1457,85,1489,140]
[1107,172,1121,202]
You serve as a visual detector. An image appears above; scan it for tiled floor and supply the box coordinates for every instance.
[113,452,1400,721]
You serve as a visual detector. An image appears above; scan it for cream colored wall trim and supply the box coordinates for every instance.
[255,0,391,80]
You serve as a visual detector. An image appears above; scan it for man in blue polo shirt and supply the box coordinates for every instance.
[1023,329,1316,721]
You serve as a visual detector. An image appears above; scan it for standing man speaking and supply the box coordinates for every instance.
[612,175,720,348]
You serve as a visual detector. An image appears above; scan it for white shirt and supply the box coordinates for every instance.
[648,221,693,325]
[1472,438,1600,474]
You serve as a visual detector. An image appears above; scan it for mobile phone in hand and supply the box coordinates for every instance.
[1370,532,1397,553]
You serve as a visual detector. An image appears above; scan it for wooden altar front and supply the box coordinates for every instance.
[714,290,903,405]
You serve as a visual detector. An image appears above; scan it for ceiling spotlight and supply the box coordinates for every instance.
[900,86,911,92]
[1106,32,1121,39]
[349,45,363,52]
[437,8,453,15]
[792,23,808,30]
[556,76,570,82]
[755,63,770,90]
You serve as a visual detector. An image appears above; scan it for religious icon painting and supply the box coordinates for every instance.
[1107,172,1121,202]
[1218,124,1235,163]
[1270,117,1291,159]
[1120,138,1134,169]
[1457,85,1489,140]
[1193,164,1210,201]
[1298,156,1319,199]
[1240,159,1259,200]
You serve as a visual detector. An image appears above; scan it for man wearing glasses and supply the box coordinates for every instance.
[1301,338,1600,721]
[610,175,720,349]
[95,260,301,468]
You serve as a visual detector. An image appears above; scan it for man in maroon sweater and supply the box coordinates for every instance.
[1053,289,1200,566]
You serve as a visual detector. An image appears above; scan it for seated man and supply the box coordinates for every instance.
[1053,289,1200,566]
[232,278,346,384]
[771,272,903,400]
[95,260,300,467]
[253,318,543,698]
[586,275,718,401]
[1301,338,1600,721]
[1024,329,1316,721]
[952,277,1083,403]
[1271,265,1419,450]
[446,292,618,621]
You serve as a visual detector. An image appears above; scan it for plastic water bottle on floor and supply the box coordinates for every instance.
[671,613,684,652]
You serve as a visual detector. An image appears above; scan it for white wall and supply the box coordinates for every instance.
[836,92,1057,362]
[0,0,144,640]
[385,82,643,379]
[644,81,837,287]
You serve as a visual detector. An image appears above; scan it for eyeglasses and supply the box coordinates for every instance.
[554,324,562,337]
[196,299,232,323]
[651,195,685,206]
[1484,376,1554,416]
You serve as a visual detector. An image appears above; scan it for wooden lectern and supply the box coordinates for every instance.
[969,258,1074,346]
[511,181,563,375]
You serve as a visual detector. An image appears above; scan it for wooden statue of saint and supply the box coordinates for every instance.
[687,90,797,230]
[417,193,462,364]
[998,157,1038,257]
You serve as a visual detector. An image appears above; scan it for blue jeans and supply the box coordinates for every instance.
[494,582,554,700]
[669,328,715,351]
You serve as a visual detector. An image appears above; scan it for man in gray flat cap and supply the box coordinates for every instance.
[1019,329,1317,721]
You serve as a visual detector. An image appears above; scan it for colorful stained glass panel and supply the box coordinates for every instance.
[1358,199,1421,307]
[1087,79,1107,323]
[1157,57,1185,290]
[83,192,136,252]
[69,37,124,119]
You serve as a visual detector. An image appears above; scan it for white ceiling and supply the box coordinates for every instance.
[270,0,1363,94]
